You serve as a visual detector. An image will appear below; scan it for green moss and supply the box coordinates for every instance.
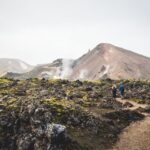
[81,101,91,107]
[7,98,17,105]
[66,89,73,96]
[41,98,75,112]
[0,103,6,108]
[83,95,88,101]
[0,96,19,111]
[7,104,19,110]
[129,98,145,104]
[48,79,62,84]
[0,78,11,84]
[0,89,9,95]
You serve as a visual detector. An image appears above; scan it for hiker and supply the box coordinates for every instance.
[119,82,124,99]
[112,84,117,99]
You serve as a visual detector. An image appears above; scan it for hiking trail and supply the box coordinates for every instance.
[116,98,148,111]
[113,98,150,150]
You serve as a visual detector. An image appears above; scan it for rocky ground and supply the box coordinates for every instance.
[0,78,150,150]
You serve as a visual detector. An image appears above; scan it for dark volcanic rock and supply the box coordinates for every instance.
[0,78,148,150]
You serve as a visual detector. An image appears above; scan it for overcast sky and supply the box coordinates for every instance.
[0,0,150,65]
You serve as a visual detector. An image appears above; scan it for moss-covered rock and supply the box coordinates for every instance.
[0,78,149,150]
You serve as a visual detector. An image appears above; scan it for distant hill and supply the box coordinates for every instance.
[0,58,33,76]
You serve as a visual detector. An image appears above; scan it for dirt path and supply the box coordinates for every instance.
[116,98,147,110]
[113,98,150,150]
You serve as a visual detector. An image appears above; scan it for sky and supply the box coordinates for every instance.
[0,0,150,65]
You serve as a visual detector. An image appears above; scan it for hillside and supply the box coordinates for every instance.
[70,43,150,80]
[0,58,33,76]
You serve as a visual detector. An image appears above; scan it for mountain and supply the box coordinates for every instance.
[0,58,33,76]
[4,43,150,80]
[69,43,150,80]
[6,59,74,79]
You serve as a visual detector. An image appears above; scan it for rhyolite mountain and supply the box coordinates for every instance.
[70,43,150,80]
[0,58,33,76]
[3,43,150,80]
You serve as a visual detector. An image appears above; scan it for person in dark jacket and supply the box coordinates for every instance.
[112,84,117,99]
[119,83,124,99]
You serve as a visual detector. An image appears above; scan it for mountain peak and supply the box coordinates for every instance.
[92,43,121,57]
[94,43,119,53]
[99,42,114,47]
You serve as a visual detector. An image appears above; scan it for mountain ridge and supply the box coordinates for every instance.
[2,43,150,80]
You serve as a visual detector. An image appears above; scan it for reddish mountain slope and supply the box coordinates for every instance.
[70,43,150,80]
